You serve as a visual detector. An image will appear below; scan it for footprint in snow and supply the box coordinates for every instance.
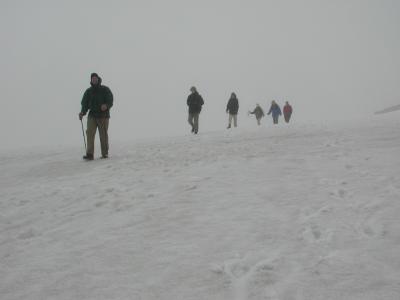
[359,217,387,239]
[184,185,197,191]
[95,200,108,208]
[18,199,30,207]
[329,189,347,199]
[345,164,353,170]
[212,257,278,300]
[18,229,36,240]
[299,223,326,243]
[105,188,115,193]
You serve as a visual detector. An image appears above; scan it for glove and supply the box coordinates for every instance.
[79,112,84,120]
[101,104,107,111]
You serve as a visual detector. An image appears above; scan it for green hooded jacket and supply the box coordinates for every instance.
[81,80,113,118]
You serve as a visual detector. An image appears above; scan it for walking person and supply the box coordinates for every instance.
[79,73,114,160]
[267,100,282,124]
[249,104,264,125]
[226,92,239,129]
[283,101,293,123]
[187,86,204,134]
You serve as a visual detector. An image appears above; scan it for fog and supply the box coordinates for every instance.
[1,0,399,150]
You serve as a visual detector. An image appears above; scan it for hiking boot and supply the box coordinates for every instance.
[101,155,108,159]
[83,154,94,160]
[227,125,231,129]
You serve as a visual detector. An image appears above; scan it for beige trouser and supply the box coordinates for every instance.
[228,114,237,127]
[188,113,199,132]
[86,116,109,157]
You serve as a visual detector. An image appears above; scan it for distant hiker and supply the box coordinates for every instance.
[267,100,282,124]
[249,104,264,125]
[187,86,204,134]
[226,92,239,129]
[79,73,114,160]
[283,101,293,123]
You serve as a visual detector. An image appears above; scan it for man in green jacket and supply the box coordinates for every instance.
[79,73,114,160]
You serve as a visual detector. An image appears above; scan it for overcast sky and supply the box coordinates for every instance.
[1,0,399,149]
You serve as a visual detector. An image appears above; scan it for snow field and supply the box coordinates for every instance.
[1,117,400,299]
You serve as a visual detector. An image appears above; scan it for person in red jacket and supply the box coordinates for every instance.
[283,101,293,123]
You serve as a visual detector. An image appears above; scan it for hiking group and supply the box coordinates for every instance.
[78,73,293,160]
[186,87,293,130]
[249,100,293,126]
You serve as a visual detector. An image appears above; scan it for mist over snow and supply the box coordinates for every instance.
[1,113,400,299]
[0,0,400,149]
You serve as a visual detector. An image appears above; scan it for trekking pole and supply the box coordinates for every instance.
[80,119,87,152]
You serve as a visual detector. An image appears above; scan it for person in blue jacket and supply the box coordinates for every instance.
[267,100,282,124]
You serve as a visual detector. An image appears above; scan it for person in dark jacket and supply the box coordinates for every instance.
[187,86,204,134]
[226,92,239,129]
[79,73,114,160]
[267,100,282,124]
[283,101,293,123]
[249,104,264,125]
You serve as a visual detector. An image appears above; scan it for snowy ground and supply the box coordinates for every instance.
[1,116,400,300]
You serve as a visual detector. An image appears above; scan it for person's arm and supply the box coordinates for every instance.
[105,87,113,109]
[79,90,90,119]
[226,99,232,112]
[100,87,113,112]
[80,89,90,115]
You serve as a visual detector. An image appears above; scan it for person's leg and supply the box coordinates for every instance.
[188,113,194,132]
[86,116,97,157]
[257,118,260,125]
[228,114,232,128]
[97,118,109,158]
[193,113,199,133]
[233,114,237,127]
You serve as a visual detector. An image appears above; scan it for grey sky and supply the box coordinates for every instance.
[1,0,399,149]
